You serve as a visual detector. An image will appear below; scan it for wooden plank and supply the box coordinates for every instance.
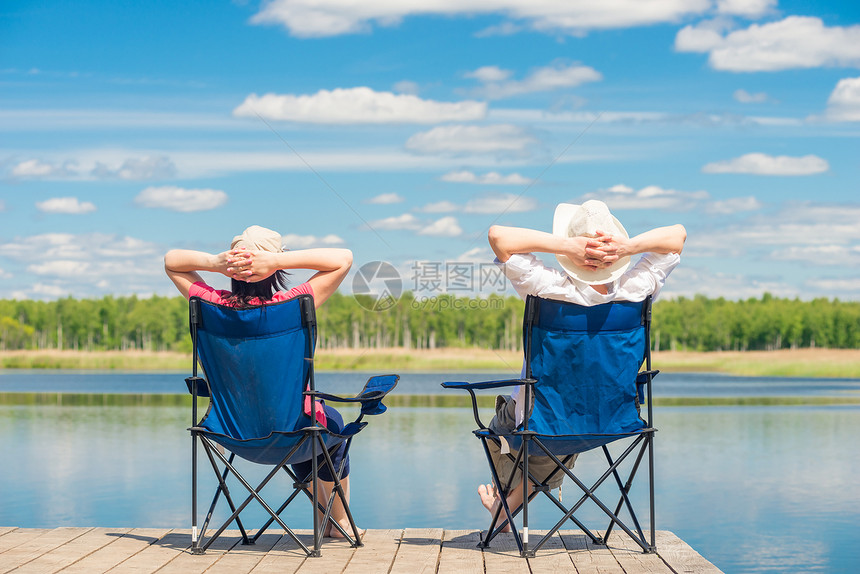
[9,528,131,574]
[0,527,92,574]
[0,528,721,574]
[605,529,674,573]
[0,529,18,538]
[654,531,723,574]
[0,529,50,554]
[480,532,530,574]
[388,528,442,574]
[560,530,624,574]
[437,530,483,574]
[55,529,170,574]
[151,531,241,574]
[246,531,313,574]
[202,533,282,574]
[292,535,358,574]
[342,529,402,574]
[525,530,576,572]
[103,530,188,574]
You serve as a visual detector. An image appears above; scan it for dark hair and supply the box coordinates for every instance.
[224,270,291,309]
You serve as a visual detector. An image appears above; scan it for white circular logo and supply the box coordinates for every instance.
[352,261,402,311]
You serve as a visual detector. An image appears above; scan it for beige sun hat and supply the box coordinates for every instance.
[552,200,631,285]
[230,225,283,253]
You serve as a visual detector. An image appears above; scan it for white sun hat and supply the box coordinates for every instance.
[552,200,631,285]
[230,225,283,253]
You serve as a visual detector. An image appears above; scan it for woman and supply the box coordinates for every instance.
[164,224,357,538]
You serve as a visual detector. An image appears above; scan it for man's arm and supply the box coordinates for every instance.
[588,224,686,262]
[488,225,610,271]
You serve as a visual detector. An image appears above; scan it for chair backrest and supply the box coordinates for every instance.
[190,295,316,440]
[523,295,650,437]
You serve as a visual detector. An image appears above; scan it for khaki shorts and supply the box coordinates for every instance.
[487,395,577,491]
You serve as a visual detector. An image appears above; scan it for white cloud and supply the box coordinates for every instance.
[823,77,860,122]
[663,267,800,300]
[464,193,538,214]
[706,196,763,214]
[28,260,91,277]
[584,185,709,211]
[11,159,75,178]
[405,124,537,156]
[91,155,176,180]
[676,17,860,72]
[0,232,163,298]
[466,62,602,100]
[440,170,532,185]
[367,213,422,231]
[772,245,860,267]
[688,203,860,262]
[733,89,768,103]
[8,155,175,181]
[716,0,775,18]
[366,193,405,204]
[415,192,537,214]
[702,153,829,176]
[35,197,97,214]
[280,233,345,248]
[464,66,513,83]
[418,216,463,237]
[456,246,494,263]
[417,201,459,213]
[134,186,228,212]
[250,0,710,38]
[393,80,420,95]
[233,87,486,124]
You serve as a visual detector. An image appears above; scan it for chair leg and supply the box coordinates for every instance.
[199,436,313,555]
[479,437,523,552]
[317,435,363,547]
[199,448,250,545]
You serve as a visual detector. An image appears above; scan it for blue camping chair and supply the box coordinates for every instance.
[185,294,398,556]
[443,295,658,557]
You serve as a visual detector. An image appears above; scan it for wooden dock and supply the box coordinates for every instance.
[0,527,723,573]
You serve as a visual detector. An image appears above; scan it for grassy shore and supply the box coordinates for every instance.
[2,347,860,378]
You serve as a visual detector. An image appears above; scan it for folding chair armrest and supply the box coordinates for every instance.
[636,369,660,383]
[185,376,210,398]
[308,374,400,416]
[636,370,659,403]
[442,378,536,391]
[441,379,535,430]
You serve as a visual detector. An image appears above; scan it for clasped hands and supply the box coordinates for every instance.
[222,248,278,283]
[563,230,627,272]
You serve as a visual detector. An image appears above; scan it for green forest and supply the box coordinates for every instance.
[1,292,858,353]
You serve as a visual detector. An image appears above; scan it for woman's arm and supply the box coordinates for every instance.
[488,225,610,271]
[163,249,235,299]
[229,248,353,307]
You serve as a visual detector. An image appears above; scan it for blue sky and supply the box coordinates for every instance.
[1,0,859,301]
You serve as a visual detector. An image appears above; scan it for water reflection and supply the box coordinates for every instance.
[1,399,858,573]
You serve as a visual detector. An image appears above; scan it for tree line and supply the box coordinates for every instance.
[0,292,858,353]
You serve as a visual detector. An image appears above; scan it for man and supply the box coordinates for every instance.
[478,199,686,527]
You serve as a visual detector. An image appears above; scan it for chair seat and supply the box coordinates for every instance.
[194,423,365,465]
[475,427,652,456]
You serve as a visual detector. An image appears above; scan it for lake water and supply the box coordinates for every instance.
[1,370,859,573]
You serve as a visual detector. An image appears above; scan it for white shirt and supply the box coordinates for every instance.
[500,251,680,306]
[499,251,681,423]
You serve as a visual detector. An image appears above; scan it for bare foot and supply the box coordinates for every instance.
[478,483,497,512]
[325,522,365,540]
[478,483,510,533]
